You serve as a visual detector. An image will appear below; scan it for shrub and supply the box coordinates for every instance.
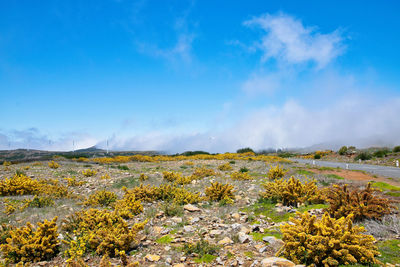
[64,177,85,187]
[267,164,287,180]
[1,217,59,263]
[324,183,394,221]
[0,174,42,196]
[63,209,146,258]
[338,146,348,155]
[129,184,202,205]
[205,182,235,203]
[355,152,372,161]
[279,212,380,266]
[2,161,11,166]
[314,154,321,159]
[83,190,117,207]
[82,169,97,177]
[117,165,129,170]
[182,238,219,257]
[236,147,255,154]
[230,171,252,180]
[114,188,143,219]
[393,146,400,153]
[261,177,322,207]
[239,167,249,173]
[48,160,60,169]
[28,195,55,208]
[139,173,148,181]
[373,149,389,158]
[218,162,232,171]
[163,171,192,185]
[191,167,216,179]
[100,174,110,180]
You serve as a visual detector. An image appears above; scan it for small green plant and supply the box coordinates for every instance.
[355,152,372,161]
[117,165,130,170]
[156,234,174,244]
[162,202,184,217]
[338,146,348,155]
[239,167,249,173]
[182,238,219,259]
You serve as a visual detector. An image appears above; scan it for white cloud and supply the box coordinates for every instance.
[244,13,344,68]
[242,73,282,95]
[0,128,98,151]
[100,96,400,153]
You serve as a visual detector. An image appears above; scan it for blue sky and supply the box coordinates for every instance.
[1,0,400,152]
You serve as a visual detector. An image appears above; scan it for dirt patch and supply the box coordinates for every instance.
[308,169,400,187]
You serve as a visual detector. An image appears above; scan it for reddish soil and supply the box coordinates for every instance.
[308,169,400,187]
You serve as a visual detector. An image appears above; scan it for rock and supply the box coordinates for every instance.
[153,226,163,234]
[183,225,194,232]
[238,232,250,243]
[184,204,200,212]
[190,217,200,224]
[240,226,251,234]
[173,264,185,267]
[261,257,295,267]
[218,237,234,245]
[210,229,222,236]
[262,236,284,251]
[259,246,268,253]
[180,256,186,262]
[156,211,164,217]
[231,223,242,231]
[171,217,183,223]
[166,257,172,264]
[232,212,240,221]
[145,254,161,262]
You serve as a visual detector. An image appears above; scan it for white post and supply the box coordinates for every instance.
[312,160,315,165]
[396,160,399,167]
[106,139,109,154]
[346,164,349,170]
[359,159,361,164]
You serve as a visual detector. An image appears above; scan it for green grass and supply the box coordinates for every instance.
[156,234,174,244]
[243,199,328,223]
[377,239,400,264]
[111,176,139,189]
[243,251,254,258]
[250,229,282,241]
[371,182,400,192]
[296,170,315,176]
[194,254,217,263]
[325,174,344,180]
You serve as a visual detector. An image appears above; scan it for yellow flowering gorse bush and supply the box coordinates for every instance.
[279,212,380,266]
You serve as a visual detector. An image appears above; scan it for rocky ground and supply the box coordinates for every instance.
[1,158,399,266]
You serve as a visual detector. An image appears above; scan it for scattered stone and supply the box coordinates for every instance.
[166,257,172,264]
[183,225,194,232]
[145,254,161,262]
[218,237,234,245]
[190,217,200,224]
[184,204,200,212]
[173,264,185,267]
[210,229,222,236]
[232,212,240,221]
[180,256,186,262]
[238,232,250,243]
[262,236,284,251]
[171,217,183,223]
[261,257,295,267]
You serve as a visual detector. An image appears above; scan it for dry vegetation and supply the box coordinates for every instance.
[0,152,399,266]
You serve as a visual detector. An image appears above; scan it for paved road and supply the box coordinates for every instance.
[292,158,400,179]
